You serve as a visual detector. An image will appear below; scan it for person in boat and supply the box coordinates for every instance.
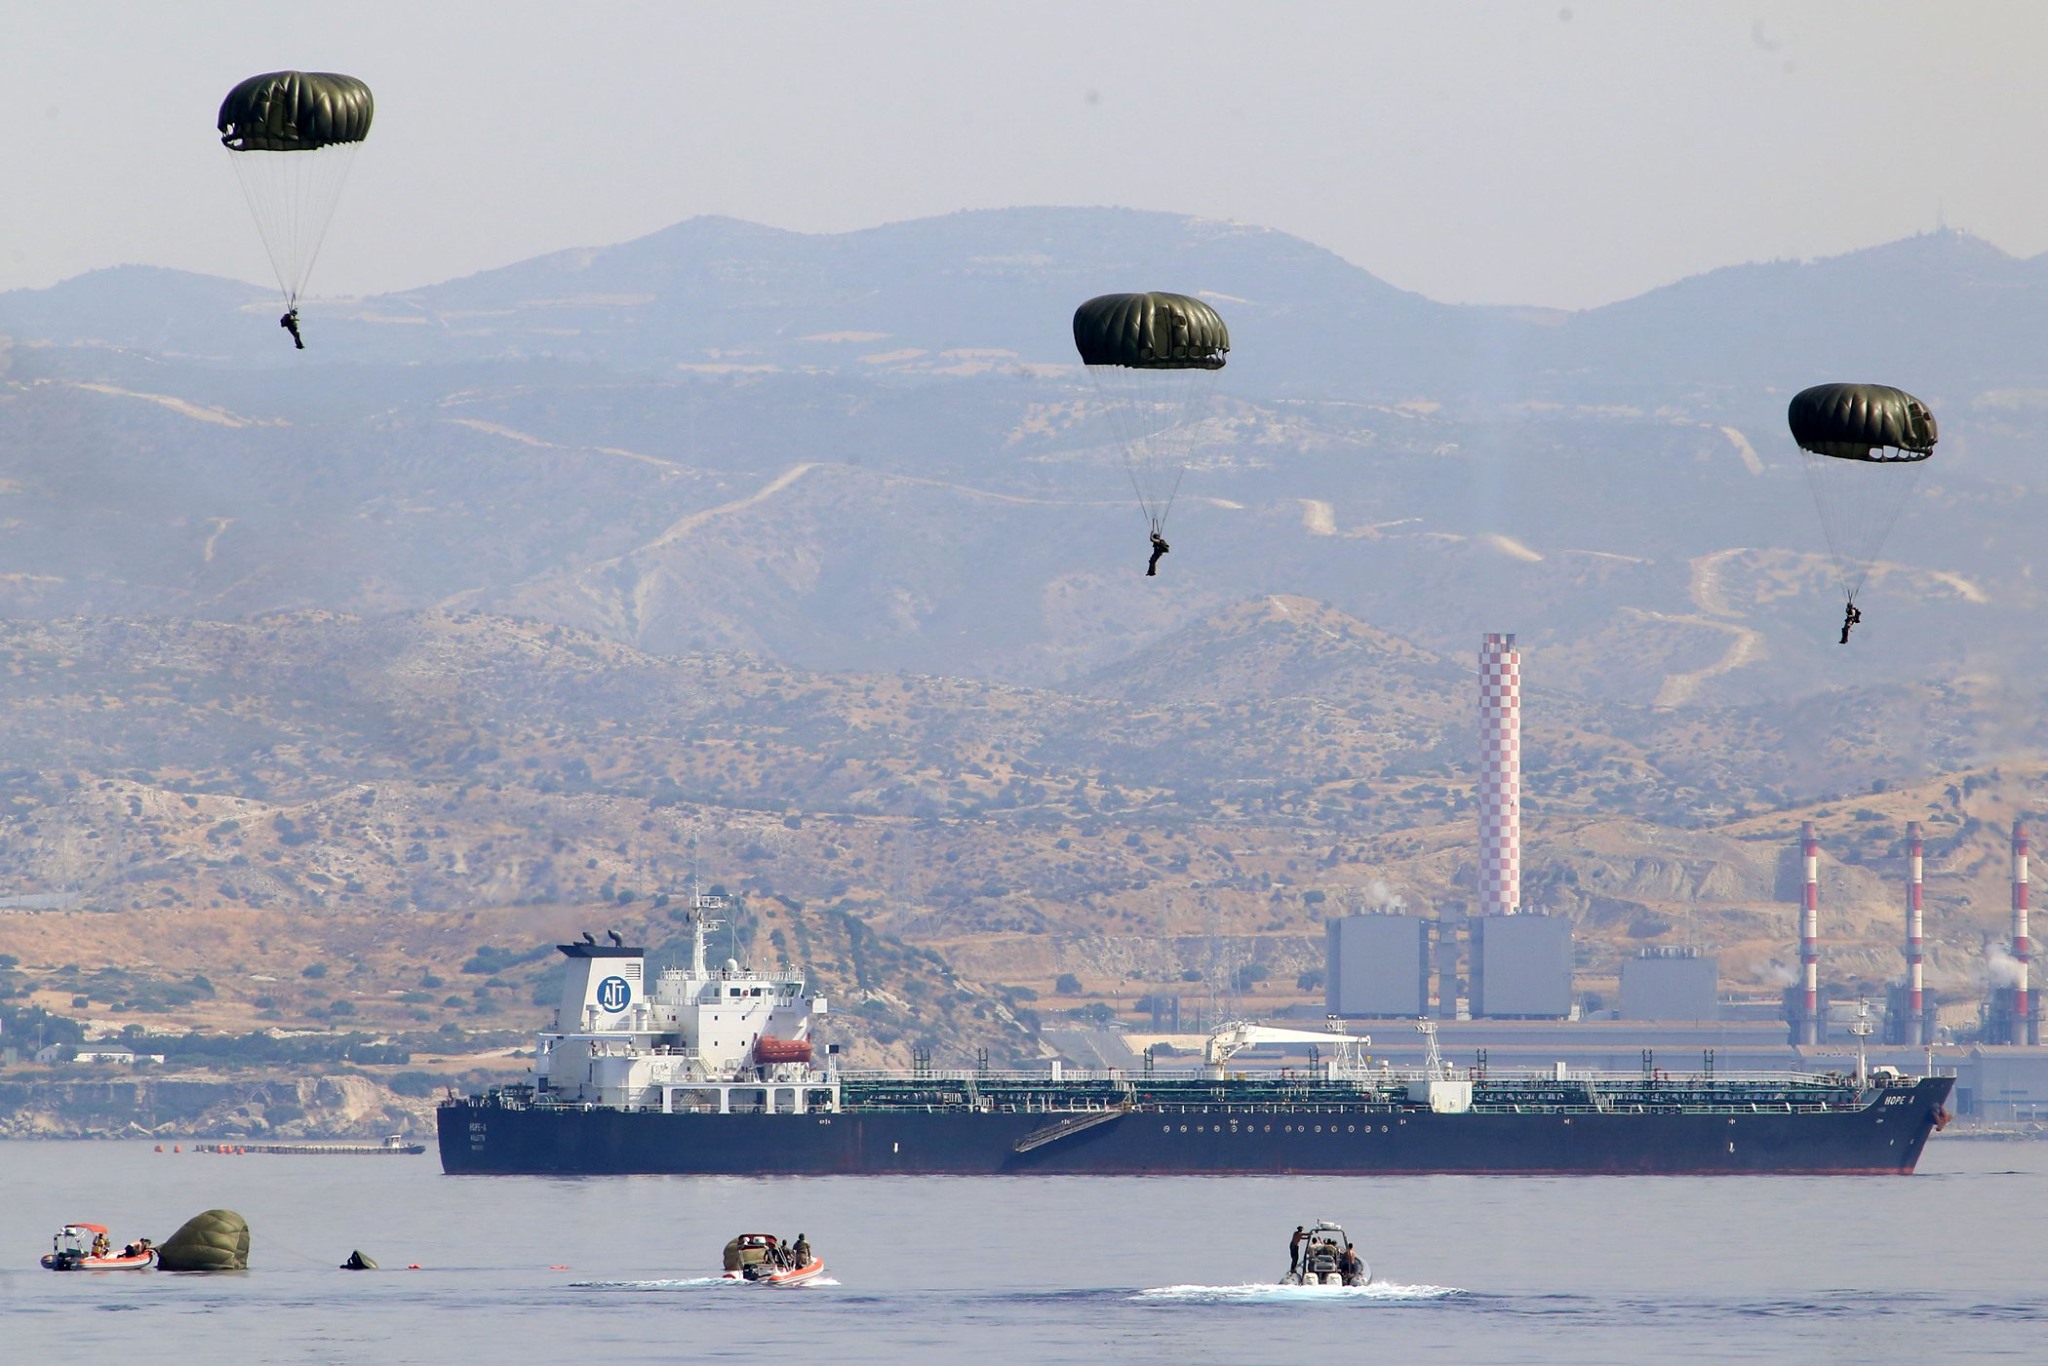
[791,1234,810,1267]
[1839,600,1861,645]
[1339,1243,1363,1285]
[90,1231,111,1259]
[1146,530,1170,577]
[1288,1226,1306,1277]
[280,308,304,350]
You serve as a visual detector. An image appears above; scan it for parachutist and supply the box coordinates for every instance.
[1146,531,1170,577]
[1839,601,1862,645]
[280,308,304,350]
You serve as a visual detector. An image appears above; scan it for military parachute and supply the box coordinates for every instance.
[218,71,374,315]
[1072,292,1229,537]
[1786,382,1937,608]
[156,1208,250,1272]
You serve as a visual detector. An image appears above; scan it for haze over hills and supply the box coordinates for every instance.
[1,207,2045,1069]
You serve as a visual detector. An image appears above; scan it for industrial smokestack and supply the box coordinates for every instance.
[2016,821,2034,1046]
[1800,821,1820,1047]
[1905,821,1925,1046]
[1478,633,1521,917]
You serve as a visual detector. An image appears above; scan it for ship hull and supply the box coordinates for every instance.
[439,1078,1951,1177]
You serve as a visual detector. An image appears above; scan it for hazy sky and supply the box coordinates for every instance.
[3,3,2043,309]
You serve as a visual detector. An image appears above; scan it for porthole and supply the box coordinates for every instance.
[1179,1124,1188,1133]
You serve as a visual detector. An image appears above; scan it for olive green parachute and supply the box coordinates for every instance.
[1071,293,1230,534]
[217,72,374,311]
[218,72,374,152]
[156,1208,250,1272]
[1787,383,1937,463]
[1786,383,1938,603]
[1072,293,1230,371]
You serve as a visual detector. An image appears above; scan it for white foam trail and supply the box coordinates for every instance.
[567,1277,730,1291]
[1135,1282,1462,1303]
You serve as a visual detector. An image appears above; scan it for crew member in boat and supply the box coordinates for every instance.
[791,1234,810,1267]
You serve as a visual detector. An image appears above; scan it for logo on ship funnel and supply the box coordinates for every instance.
[596,976,632,1013]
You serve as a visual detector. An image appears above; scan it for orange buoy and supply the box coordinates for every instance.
[154,1144,164,1153]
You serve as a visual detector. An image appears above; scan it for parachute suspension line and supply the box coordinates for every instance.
[228,142,361,307]
[1797,449,1927,604]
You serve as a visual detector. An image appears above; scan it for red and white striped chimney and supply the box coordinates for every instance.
[1478,633,1521,917]
[1904,822,1925,1047]
[2015,821,2034,1045]
[1800,821,1820,1046]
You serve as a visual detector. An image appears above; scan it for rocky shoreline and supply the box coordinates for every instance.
[0,1074,435,1141]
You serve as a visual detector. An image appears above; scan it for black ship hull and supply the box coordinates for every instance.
[439,1077,1951,1177]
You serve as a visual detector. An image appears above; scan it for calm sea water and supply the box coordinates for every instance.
[1,1138,2039,1363]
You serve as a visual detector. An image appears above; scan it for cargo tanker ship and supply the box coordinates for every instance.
[437,908,1951,1177]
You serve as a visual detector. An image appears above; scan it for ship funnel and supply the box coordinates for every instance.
[556,939,646,1034]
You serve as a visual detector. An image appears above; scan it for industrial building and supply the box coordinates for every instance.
[1619,947,1718,1021]
[1325,914,1430,1018]
[1469,914,1572,1019]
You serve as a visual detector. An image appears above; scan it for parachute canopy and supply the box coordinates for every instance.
[1072,292,1230,534]
[218,72,374,151]
[1787,383,1937,463]
[1072,293,1229,370]
[157,1208,250,1272]
[1786,383,1938,603]
[218,72,374,310]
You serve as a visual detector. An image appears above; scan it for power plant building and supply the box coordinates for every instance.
[1469,914,1572,1019]
[1325,915,1430,1018]
[1619,947,1718,1021]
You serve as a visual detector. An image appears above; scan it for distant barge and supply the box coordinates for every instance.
[220,1134,424,1156]
[437,912,1953,1177]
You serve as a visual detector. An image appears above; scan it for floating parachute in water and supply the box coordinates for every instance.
[1786,382,1937,604]
[1072,292,1229,535]
[156,1208,251,1272]
[218,71,374,309]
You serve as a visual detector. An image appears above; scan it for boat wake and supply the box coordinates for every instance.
[568,1276,842,1291]
[1135,1282,1465,1304]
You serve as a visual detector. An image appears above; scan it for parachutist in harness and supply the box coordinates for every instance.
[1146,530,1170,577]
[280,308,304,350]
[1839,600,1861,645]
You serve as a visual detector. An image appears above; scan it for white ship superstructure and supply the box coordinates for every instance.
[533,894,836,1115]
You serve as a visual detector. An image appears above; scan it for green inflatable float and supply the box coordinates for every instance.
[156,1209,250,1272]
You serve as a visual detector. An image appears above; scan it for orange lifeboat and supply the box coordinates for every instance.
[754,1036,812,1065]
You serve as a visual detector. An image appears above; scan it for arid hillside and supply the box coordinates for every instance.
[0,604,2040,1068]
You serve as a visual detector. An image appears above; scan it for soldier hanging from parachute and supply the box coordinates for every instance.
[218,71,375,350]
[1786,382,1938,644]
[1071,291,1230,577]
